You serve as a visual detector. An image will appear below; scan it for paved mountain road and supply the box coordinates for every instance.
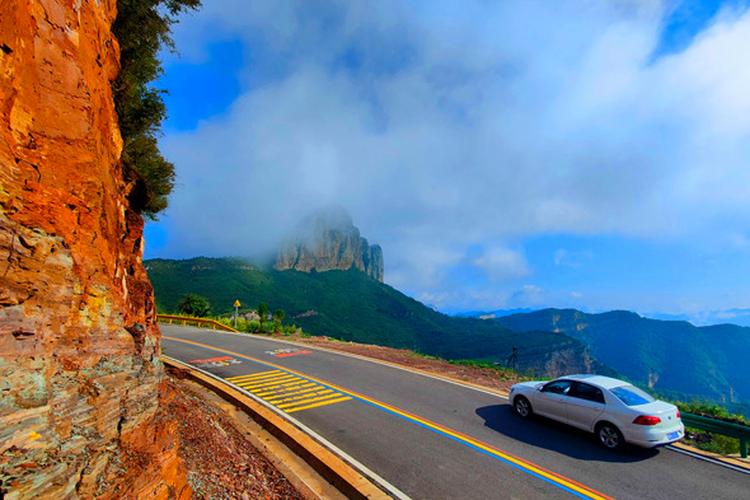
[162,325,749,499]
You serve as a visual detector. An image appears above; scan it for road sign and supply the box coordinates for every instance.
[233,300,241,327]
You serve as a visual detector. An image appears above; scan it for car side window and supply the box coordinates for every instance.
[541,380,572,395]
[570,382,605,404]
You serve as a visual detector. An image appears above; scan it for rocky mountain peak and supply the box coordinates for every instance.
[274,207,384,281]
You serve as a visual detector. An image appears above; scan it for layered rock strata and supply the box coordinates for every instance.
[0,1,189,497]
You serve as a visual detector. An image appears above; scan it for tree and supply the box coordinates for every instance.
[177,293,211,317]
[273,309,285,333]
[257,303,269,325]
[112,0,201,218]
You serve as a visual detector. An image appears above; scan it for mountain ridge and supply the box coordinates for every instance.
[491,307,750,408]
[146,257,604,377]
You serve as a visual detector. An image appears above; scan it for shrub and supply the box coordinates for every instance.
[260,321,275,334]
[112,0,201,218]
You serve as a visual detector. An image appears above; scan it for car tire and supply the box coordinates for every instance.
[596,422,624,450]
[513,396,533,419]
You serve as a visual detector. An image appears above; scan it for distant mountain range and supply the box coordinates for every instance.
[146,258,602,377]
[453,308,536,319]
[457,307,750,327]
[488,308,750,410]
[645,309,750,328]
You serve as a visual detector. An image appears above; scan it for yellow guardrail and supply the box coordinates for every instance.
[156,314,239,332]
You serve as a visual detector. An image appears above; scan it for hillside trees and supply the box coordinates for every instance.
[113,0,201,217]
[177,293,211,317]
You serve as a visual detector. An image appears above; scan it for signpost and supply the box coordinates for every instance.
[233,299,241,328]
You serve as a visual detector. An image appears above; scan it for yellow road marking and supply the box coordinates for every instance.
[227,370,283,383]
[253,380,315,397]
[238,375,299,389]
[266,386,331,403]
[286,396,353,413]
[237,373,299,386]
[278,392,343,409]
[165,335,611,500]
[273,389,335,406]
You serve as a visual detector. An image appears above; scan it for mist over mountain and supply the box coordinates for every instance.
[274,206,384,282]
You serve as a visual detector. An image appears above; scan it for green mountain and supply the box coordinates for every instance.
[493,308,750,407]
[146,257,602,376]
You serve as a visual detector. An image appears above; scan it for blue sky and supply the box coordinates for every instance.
[145,0,750,321]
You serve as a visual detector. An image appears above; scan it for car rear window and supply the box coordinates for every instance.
[611,385,655,406]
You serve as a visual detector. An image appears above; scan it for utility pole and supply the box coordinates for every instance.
[233,299,241,328]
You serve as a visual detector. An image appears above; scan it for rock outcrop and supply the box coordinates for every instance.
[0,1,188,497]
[275,207,384,282]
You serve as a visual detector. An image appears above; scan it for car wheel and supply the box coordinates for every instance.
[513,396,532,418]
[596,422,624,450]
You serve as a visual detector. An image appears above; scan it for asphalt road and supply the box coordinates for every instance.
[162,325,749,500]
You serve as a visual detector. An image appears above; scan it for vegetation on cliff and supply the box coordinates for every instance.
[112,0,200,217]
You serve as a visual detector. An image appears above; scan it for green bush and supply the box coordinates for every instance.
[113,0,201,218]
[260,321,275,334]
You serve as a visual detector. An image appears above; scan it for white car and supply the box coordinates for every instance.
[509,374,684,450]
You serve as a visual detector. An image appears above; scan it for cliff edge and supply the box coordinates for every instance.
[0,1,189,497]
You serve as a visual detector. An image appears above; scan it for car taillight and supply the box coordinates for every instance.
[633,415,661,425]
[675,409,681,419]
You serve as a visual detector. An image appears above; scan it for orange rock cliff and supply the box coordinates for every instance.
[1,1,189,497]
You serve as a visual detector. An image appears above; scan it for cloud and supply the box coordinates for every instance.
[152,0,750,310]
[553,249,593,268]
[472,247,530,281]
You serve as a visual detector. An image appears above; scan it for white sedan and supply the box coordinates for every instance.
[509,374,684,450]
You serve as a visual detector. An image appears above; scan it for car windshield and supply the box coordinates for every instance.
[610,385,655,406]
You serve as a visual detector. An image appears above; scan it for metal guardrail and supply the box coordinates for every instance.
[682,412,749,458]
[157,314,239,333]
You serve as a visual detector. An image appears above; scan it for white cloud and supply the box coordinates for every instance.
[153,0,750,310]
[472,247,530,281]
[553,249,593,268]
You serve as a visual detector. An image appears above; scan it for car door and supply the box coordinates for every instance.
[566,382,606,430]
[533,380,572,422]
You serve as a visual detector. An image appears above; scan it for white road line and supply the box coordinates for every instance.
[163,355,411,499]
[665,445,750,475]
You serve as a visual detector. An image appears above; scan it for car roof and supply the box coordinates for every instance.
[555,374,628,389]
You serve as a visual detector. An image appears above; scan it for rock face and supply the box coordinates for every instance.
[275,208,384,282]
[0,1,189,498]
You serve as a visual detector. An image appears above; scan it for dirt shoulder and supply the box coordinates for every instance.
[162,373,302,499]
